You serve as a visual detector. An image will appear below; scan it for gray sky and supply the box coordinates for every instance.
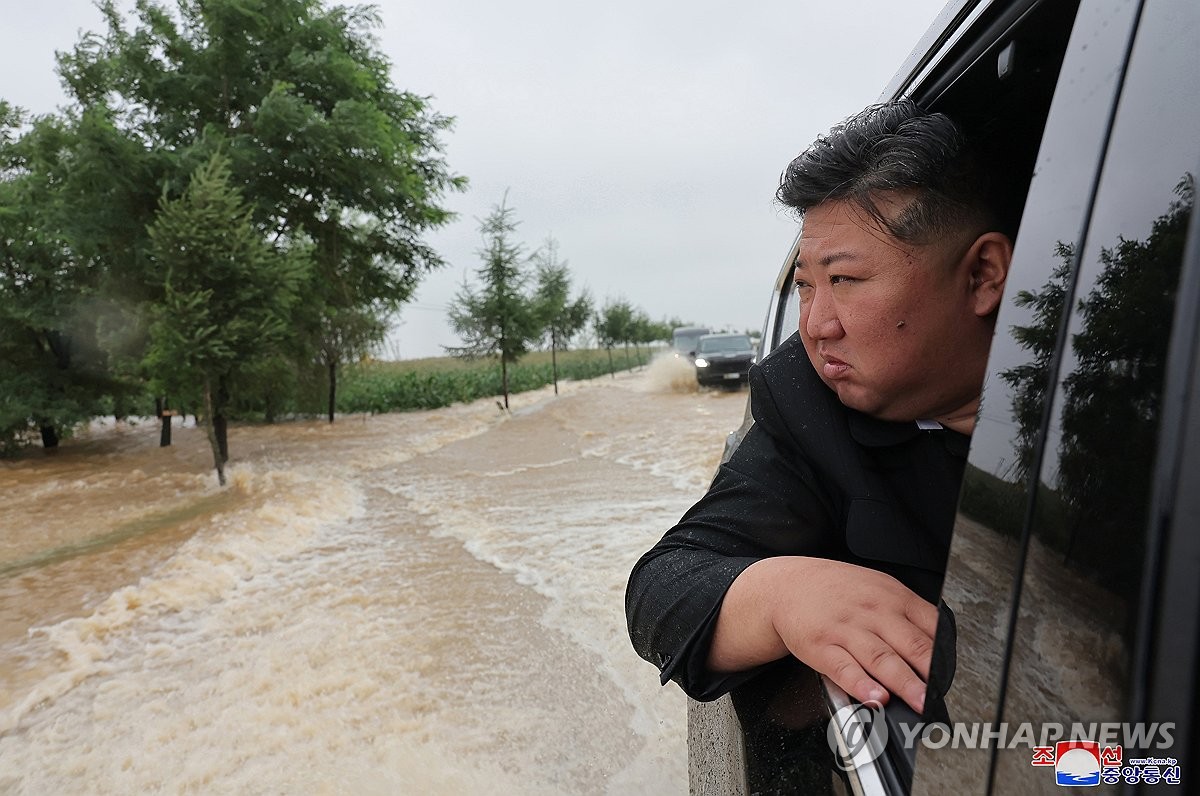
[2,0,949,359]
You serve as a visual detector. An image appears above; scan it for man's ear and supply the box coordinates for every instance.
[966,232,1013,317]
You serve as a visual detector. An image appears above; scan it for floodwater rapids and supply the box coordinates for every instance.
[0,357,746,794]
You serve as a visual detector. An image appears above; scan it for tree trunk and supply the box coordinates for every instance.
[39,424,59,449]
[203,377,226,486]
[623,341,631,369]
[551,330,559,395]
[214,415,228,463]
[215,377,230,463]
[634,342,643,368]
[607,346,614,378]
[327,360,337,423]
[156,397,172,447]
[501,357,510,409]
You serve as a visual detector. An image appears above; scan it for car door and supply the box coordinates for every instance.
[914,0,1200,792]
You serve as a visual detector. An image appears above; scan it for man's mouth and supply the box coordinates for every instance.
[820,353,850,380]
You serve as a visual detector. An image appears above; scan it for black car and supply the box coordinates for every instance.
[694,333,756,389]
[689,0,1200,793]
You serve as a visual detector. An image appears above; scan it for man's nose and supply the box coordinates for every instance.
[804,288,843,341]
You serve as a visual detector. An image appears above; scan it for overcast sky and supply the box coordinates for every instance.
[2,0,949,359]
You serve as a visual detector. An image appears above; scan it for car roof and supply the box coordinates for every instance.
[881,0,983,99]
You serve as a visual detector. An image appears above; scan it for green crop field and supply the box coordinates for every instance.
[338,346,659,413]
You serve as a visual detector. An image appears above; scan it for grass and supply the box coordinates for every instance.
[338,346,658,413]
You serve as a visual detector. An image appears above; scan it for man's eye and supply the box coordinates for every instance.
[830,275,855,285]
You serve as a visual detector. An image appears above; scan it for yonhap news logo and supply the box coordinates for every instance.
[825,700,888,771]
[824,707,1181,787]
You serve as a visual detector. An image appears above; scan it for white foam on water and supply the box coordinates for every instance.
[1,369,742,794]
[385,372,748,791]
[469,456,579,479]
[2,469,572,792]
[635,351,701,395]
[0,464,365,737]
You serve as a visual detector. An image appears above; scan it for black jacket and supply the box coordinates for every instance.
[625,333,967,701]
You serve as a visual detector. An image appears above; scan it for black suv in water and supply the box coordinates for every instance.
[689,0,1200,793]
[694,333,757,389]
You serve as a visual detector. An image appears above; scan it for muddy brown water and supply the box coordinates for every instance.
[0,357,745,794]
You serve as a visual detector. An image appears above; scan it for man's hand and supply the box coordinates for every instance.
[708,556,938,713]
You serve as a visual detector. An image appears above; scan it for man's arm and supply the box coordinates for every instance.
[625,421,838,701]
[709,555,939,713]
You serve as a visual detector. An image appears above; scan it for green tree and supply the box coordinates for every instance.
[594,299,635,376]
[57,0,465,421]
[997,175,1193,593]
[1000,244,1073,483]
[1055,177,1192,582]
[447,197,540,408]
[652,319,675,343]
[145,154,306,485]
[314,305,385,423]
[628,310,671,367]
[532,237,592,395]
[0,105,133,452]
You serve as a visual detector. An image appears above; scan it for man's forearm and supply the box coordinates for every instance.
[705,555,939,712]
[706,557,794,672]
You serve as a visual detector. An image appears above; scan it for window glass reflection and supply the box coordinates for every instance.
[991,0,1199,789]
[914,1,1140,793]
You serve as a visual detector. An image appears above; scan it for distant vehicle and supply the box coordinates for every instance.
[672,326,710,362]
[693,333,756,389]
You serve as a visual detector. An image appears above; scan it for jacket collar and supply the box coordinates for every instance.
[847,410,971,457]
[846,411,924,447]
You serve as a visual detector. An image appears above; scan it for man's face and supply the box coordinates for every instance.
[793,197,992,427]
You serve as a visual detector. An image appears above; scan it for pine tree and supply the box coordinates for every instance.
[532,237,592,394]
[446,196,540,408]
[145,154,306,484]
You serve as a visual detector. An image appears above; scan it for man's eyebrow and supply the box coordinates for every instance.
[793,251,859,270]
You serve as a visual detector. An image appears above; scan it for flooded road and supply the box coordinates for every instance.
[0,358,746,794]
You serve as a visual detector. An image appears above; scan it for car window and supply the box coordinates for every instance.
[778,265,801,350]
[699,336,753,353]
[987,0,1199,789]
[913,0,1141,792]
[756,236,802,359]
[675,332,706,352]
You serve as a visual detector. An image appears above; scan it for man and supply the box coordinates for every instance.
[625,99,1014,715]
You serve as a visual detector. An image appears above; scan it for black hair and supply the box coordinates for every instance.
[776,99,1011,244]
